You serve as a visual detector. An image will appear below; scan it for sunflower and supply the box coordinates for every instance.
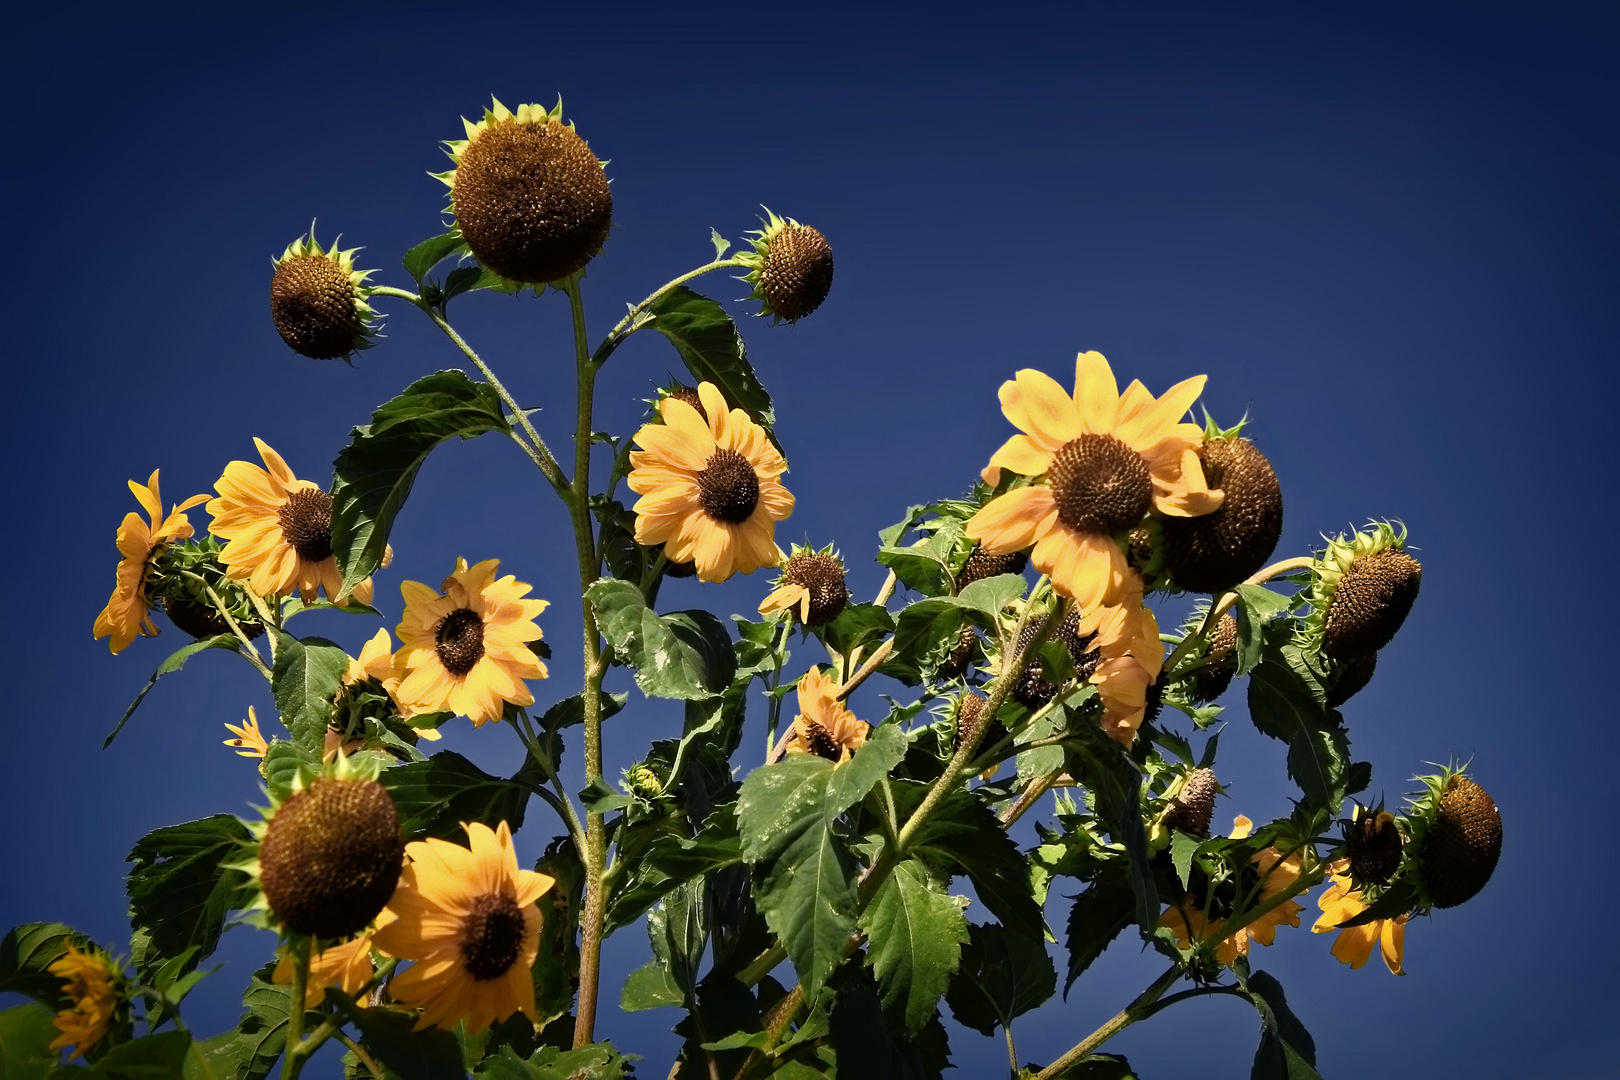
[758,543,849,626]
[47,946,119,1060]
[1073,578,1163,746]
[781,667,869,763]
[392,558,548,727]
[1159,815,1305,967]
[93,471,208,654]
[627,381,793,583]
[223,706,271,760]
[369,821,555,1034]
[966,352,1223,608]
[206,439,385,604]
[1312,859,1407,975]
[272,912,395,1006]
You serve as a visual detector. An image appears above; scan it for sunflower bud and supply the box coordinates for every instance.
[269,230,379,360]
[438,98,612,285]
[1412,772,1502,909]
[1161,434,1283,594]
[936,623,980,680]
[737,209,834,321]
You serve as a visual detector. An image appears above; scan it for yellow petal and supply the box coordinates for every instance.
[999,369,1080,451]
[1072,351,1120,435]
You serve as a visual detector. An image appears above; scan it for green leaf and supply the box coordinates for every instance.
[338,1003,464,1080]
[1063,874,1137,996]
[826,722,909,809]
[261,741,317,799]
[0,924,90,1007]
[402,231,467,283]
[1056,1054,1138,1079]
[442,265,520,302]
[943,923,1055,1037]
[955,574,1027,622]
[887,603,969,685]
[379,750,535,841]
[269,631,349,750]
[126,816,253,980]
[645,286,774,431]
[474,1042,634,1079]
[858,859,969,1032]
[72,1031,191,1078]
[330,370,511,597]
[182,963,319,1080]
[0,1004,57,1080]
[1247,636,1349,812]
[1169,831,1201,891]
[606,829,743,934]
[538,690,627,730]
[650,878,708,995]
[1243,968,1321,1080]
[103,635,238,748]
[1064,719,1155,932]
[586,579,736,700]
[820,603,895,658]
[904,787,1044,939]
[620,960,684,1012]
[1232,585,1294,676]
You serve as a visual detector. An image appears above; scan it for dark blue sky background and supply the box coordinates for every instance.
[4,2,1616,1076]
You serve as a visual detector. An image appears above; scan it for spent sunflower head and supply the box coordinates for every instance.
[782,667,869,764]
[966,352,1224,609]
[92,471,208,654]
[368,820,556,1034]
[1188,611,1239,704]
[206,438,384,605]
[1160,421,1283,594]
[1161,767,1221,840]
[240,753,405,939]
[1312,858,1408,975]
[735,208,835,322]
[758,543,850,627]
[331,629,442,745]
[46,945,122,1061]
[393,558,549,728]
[627,381,794,582]
[151,537,265,642]
[436,97,612,285]
[955,544,1029,592]
[269,228,379,361]
[1298,521,1422,661]
[1406,765,1502,911]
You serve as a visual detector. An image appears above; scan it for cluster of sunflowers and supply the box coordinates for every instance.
[1,96,1501,1080]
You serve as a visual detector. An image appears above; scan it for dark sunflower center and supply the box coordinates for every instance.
[277,489,335,562]
[784,552,848,626]
[435,608,486,675]
[460,892,526,981]
[257,777,404,938]
[1046,434,1153,536]
[697,449,760,524]
[802,719,842,762]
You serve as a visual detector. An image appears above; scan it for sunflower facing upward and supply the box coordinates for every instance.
[967,352,1223,608]
[206,438,382,604]
[370,821,555,1034]
[393,558,548,727]
[781,667,869,764]
[93,471,208,654]
[627,381,793,582]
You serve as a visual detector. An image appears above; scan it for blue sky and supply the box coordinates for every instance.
[3,2,1616,1076]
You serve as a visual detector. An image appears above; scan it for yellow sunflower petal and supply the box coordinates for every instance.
[1072,351,1120,435]
[965,486,1058,555]
[1000,368,1080,450]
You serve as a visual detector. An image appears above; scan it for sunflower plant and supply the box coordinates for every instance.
[1,95,1505,1080]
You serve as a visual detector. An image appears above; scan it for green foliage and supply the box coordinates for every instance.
[606,826,743,934]
[943,923,1056,1038]
[402,232,468,283]
[587,579,736,700]
[902,786,1045,939]
[1232,584,1294,676]
[378,750,536,842]
[474,1042,635,1079]
[1054,1055,1138,1078]
[330,369,512,597]
[1063,874,1136,994]
[126,817,254,981]
[103,635,238,749]
[0,1004,58,1080]
[1064,718,1157,934]
[1238,966,1322,1080]
[336,1002,465,1079]
[0,924,91,1008]
[645,286,774,431]
[1247,631,1350,813]
[858,859,969,1032]
[68,1032,192,1078]
[269,631,349,751]
[184,963,322,1080]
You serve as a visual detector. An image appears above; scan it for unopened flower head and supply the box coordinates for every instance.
[269,228,379,360]
[436,98,612,285]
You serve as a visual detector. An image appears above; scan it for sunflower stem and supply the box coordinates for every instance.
[334,1031,384,1080]
[280,936,311,1080]
[562,272,611,1051]
[763,618,791,764]
[1028,963,1183,1080]
[590,258,746,367]
[1160,556,1315,678]
[198,583,272,679]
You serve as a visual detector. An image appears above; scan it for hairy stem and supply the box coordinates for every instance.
[198,582,272,679]
[334,1031,383,1080]
[279,936,311,1080]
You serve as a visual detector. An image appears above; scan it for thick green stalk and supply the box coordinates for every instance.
[1029,964,1182,1080]
[279,936,311,1080]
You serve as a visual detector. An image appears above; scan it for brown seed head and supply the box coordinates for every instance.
[452,117,613,284]
[759,225,833,320]
[957,546,1028,591]
[1347,809,1404,886]
[1326,652,1378,708]
[782,552,849,626]
[435,608,486,675]
[1192,613,1239,703]
[936,623,979,679]
[162,596,263,641]
[258,777,404,937]
[1323,548,1422,660]
[1047,434,1153,536]
[460,892,528,980]
[270,254,363,360]
[1012,623,1060,708]
[1421,776,1502,908]
[1161,437,1283,593]
[1164,768,1218,838]
[697,450,760,524]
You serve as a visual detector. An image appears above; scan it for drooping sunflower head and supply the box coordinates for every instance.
[46,945,125,1061]
[627,381,794,583]
[1299,521,1422,661]
[1162,767,1220,839]
[1343,803,1404,887]
[1325,652,1378,708]
[1161,421,1283,594]
[393,558,549,728]
[436,97,612,285]
[331,629,442,747]
[240,753,405,939]
[759,543,849,627]
[956,543,1029,591]
[783,667,869,764]
[207,439,384,606]
[149,536,264,642]
[1189,611,1239,704]
[935,622,980,680]
[1123,517,1167,588]
[1406,766,1502,910]
[368,820,556,1034]
[966,352,1224,608]
[736,208,834,321]
[269,228,379,360]
[92,470,208,654]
